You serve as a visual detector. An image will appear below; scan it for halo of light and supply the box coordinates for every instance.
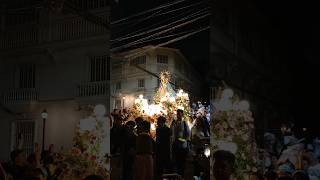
[94,104,106,117]
[139,94,143,99]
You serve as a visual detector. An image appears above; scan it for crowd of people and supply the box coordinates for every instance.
[110,107,211,180]
[256,124,320,180]
[210,123,320,180]
[0,144,106,180]
[3,103,320,180]
[0,143,61,180]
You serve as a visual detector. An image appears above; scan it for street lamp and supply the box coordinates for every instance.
[41,109,48,152]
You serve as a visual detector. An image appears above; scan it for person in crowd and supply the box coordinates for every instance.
[313,137,320,158]
[6,149,30,179]
[212,150,235,180]
[302,151,320,178]
[111,116,125,154]
[155,116,171,180]
[41,143,55,167]
[278,161,295,178]
[292,170,310,180]
[170,109,190,177]
[264,170,278,180]
[191,117,206,150]
[133,120,155,180]
[44,157,61,180]
[134,117,144,134]
[122,120,137,180]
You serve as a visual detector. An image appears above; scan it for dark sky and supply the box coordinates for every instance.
[112,0,320,129]
[111,0,210,76]
[257,0,320,130]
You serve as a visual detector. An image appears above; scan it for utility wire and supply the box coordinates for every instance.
[111,12,210,52]
[112,7,210,43]
[111,5,208,41]
[111,0,188,25]
[125,29,197,47]
[113,26,210,56]
[111,0,208,28]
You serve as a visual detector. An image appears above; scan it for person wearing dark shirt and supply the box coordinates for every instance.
[122,120,137,180]
[155,116,172,180]
[111,116,125,154]
[212,150,235,180]
[7,149,29,180]
[133,120,155,180]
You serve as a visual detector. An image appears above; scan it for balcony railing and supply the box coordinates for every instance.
[0,10,108,50]
[0,25,39,49]
[77,81,109,97]
[2,88,39,104]
[51,14,107,42]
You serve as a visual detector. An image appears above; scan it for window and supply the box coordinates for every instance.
[19,64,35,88]
[12,120,35,156]
[138,79,145,88]
[130,56,146,66]
[116,82,121,90]
[90,55,107,82]
[157,55,168,64]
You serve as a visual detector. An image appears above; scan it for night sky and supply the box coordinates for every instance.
[257,0,320,128]
[112,0,320,132]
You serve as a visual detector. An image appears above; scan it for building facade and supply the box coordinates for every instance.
[110,46,203,110]
[0,0,110,161]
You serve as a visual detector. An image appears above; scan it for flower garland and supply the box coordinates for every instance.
[211,89,258,180]
[54,108,110,180]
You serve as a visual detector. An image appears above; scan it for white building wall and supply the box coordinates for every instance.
[110,47,202,110]
[0,5,110,161]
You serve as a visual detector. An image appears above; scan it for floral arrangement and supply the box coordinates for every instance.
[126,71,191,127]
[55,147,110,180]
[211,88,258,180]
[54,106,110,180]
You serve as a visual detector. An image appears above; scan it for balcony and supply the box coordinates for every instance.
[0,10,108,50]
[2,88,39,104]
[76,81,109,97]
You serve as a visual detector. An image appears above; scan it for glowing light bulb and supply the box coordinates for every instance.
[204,147,210,158]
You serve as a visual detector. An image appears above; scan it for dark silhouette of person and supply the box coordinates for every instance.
[122,120,137,180]
[171,109,190,177]
[212,150,235,180]
[155,116,171,180]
